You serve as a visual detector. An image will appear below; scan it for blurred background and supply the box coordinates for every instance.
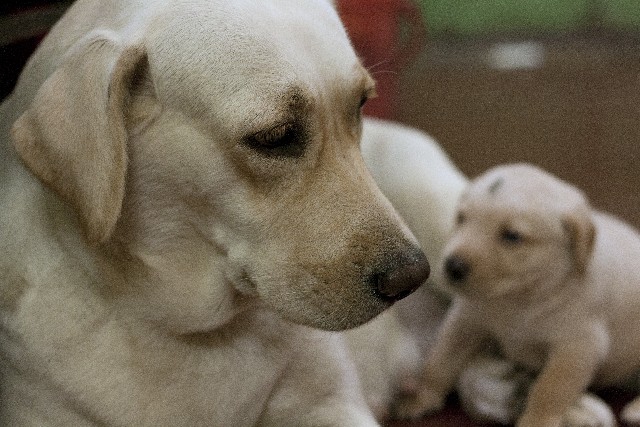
[1,1,638,426]
[337,0,640,232]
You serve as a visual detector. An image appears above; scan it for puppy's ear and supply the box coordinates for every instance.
[11,32,147,244]
[562,207,596,275]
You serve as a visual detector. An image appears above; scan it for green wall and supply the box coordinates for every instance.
[416,0,640,36]
[605,0,640,28]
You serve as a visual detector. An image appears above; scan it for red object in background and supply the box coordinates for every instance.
[338,0,426,120]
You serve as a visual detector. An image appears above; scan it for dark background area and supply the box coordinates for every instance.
[0,0,72,98]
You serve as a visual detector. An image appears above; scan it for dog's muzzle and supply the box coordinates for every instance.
[372,250,430,302]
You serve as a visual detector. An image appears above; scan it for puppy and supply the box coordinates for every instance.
[396,163,640,426]
[0,0,431,425]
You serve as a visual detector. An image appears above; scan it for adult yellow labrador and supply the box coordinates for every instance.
[0,0,430,425]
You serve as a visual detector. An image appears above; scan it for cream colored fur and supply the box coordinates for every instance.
[0,0,440,425]
[397,163,640,426]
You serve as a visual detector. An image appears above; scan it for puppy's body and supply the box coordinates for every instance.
[0,0,432,425]
[468,211,640,386]
[398,164,640,426]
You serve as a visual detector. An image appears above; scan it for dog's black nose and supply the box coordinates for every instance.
[374,251,430,302]
[445,255,470,283]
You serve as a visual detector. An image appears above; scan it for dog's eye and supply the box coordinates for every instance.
[251,123,292,147]
[359,94,368,109]
[245,122,305,157]
[357,88,376,116]
[500,228,523,244]
[456,212,466,225]
[355,94,368,120]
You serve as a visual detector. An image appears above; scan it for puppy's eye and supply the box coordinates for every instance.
[245,122,305,157]
[500,229,523,244]
[456,212,466,225]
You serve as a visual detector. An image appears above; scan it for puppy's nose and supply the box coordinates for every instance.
[445,254,470,283]
[374,250,430,302]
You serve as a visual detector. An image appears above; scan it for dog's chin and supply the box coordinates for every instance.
[254,278,392,331]
[272,302,391,332]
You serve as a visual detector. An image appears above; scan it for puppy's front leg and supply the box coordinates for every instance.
[517,325,609,427]
[394,301,488,419]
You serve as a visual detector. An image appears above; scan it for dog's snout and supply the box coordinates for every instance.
[445,254,470,283]
[373,250,430,302]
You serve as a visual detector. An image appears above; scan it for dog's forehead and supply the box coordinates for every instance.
[145,0,363,127]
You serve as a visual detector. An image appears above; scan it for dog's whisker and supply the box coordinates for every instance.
[369,70,398,77]
[365,59,392,72]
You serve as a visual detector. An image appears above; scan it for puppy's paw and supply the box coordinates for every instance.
[458,355,534,424]
[621,395,640,424]
[516,412,562,427]
[517,394,614,427]
[391,387,445,419]
[563,394,615,427]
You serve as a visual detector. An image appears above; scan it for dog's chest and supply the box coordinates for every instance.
[128,314,301,426]
[2,304,293,426]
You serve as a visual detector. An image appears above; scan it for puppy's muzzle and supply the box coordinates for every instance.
[445,254,471,283]
[372,250,430,302]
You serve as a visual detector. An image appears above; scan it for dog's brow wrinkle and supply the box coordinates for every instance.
[261,86,310,127]
[488,177,504,195]
[286,87,307,106]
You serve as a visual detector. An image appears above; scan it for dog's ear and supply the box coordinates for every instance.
[562,207,596,275]
[11,32,146,244]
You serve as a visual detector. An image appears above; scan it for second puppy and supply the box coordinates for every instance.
[397,163,640,427]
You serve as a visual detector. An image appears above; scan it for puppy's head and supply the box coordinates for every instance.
[11,0,428,331]
[441,164,595,301]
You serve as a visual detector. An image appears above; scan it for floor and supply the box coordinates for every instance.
[383,388,638,426]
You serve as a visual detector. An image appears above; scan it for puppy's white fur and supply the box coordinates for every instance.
[397,163,640,427]
[0,0,437,425]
